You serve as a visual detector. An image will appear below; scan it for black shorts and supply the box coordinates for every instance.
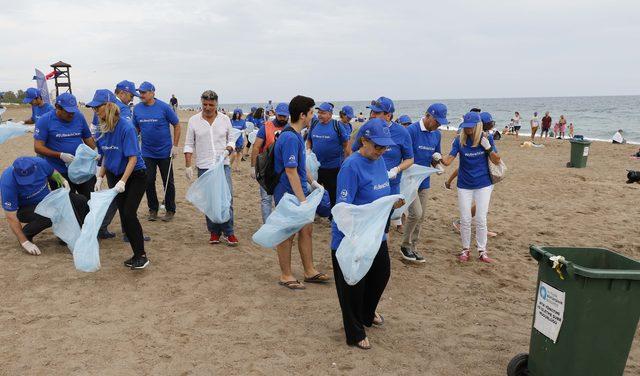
[514,126,521,131]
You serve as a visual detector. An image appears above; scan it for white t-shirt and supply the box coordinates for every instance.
[530,116,540,128]
[612,131,624,143]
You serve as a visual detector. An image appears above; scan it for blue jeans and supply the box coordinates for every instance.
[198,166,234,236]
[259,186,273,223]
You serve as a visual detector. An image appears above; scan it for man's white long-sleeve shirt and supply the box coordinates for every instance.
[183,111,235,169]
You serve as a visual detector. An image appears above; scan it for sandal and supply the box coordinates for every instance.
[372,313,385,327]
[351,338,371,350]
[278,280,306,290]
[303,272,330,284]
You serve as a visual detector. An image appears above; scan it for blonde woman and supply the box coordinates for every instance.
[88,89,149,269]
[442,112,501,263]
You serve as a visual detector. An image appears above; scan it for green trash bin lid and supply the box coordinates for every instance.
[569,139,592,145]
[530,245,640,280]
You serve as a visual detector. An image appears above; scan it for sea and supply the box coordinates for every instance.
[184,95,640,144]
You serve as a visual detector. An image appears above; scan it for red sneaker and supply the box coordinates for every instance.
[209,233,220,244]
[479,252,494,263]
[225,234,239,247]
[458,249,470,262]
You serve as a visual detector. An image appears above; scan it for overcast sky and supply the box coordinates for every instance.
[1,0,639,104]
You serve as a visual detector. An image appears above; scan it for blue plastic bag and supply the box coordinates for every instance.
[252,187,325,248]
[315,190,332,217]
[391,164,439,220]
[67,143,98,184]
[0,122,31,144]
[332,194,402,285]
[186,159,232,223]
[72,189,118,272]
[35,188,82,252]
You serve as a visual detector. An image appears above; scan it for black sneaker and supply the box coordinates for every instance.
[130,255,150,269]
[98,230,116,239]
[148,211,158,221]
[124,256,134,267]
[413,251,426,263]
[400,247,417,261]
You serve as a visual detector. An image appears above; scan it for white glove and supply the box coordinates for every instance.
[61,178,70,189]
[171,145,179,157]
[60,152,75,164]
[480,137,492,151]
[387,167,399,179]
[311,180,322,190]
[185,166,194,181]
[225,148,232,156]
[94,154,102,161]
[114,180,126,193]
[435,164,445,175]
[94,177,104,192]
[432,152,442,162]
[21,241,41,256]
[250,170,256,180]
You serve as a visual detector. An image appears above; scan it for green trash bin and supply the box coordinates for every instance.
[569,139,591,168]
[508,245,640,376]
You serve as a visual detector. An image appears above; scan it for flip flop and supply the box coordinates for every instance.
[372,313,385,327]
[303,273,330,284]
[278,280,306,290]
[354,340,371,350]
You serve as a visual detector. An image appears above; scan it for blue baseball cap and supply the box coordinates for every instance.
[115,80,140,98]
[316,102,334,113]
[55,93,79,113]
[86,89,117,108]
[137,81,155,92]
[341,105,354,119]
[367,97,394,113]
[275,103,289,117]
[250,106,257,112]
[233,108,243,115]
[362,118,396,147]
[397,115,412,125]
[427,103,449,125]
[12,157,41,185]
[459,112,482,128]
[22,88,41,104]
[479,112,493,124]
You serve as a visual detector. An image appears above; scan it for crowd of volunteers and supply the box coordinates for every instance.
[2,84,504,350]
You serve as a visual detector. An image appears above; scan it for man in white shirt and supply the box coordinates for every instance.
[612,129,626,144]
[184,90,238,246]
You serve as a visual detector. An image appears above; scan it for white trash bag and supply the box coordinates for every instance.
[391,164,439,220]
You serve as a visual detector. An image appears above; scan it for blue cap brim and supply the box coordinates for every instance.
[23,97,35,104]
[436,117,449,125]
[128,90,141,98]
[61,105,78,113]
[368,136,395,147]
[367,105,383,113]
[459,122,478,128]
[86,100,103,108]
[275,112,289,117]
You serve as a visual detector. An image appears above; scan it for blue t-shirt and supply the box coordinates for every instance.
[339,121,353,136]
[97,117,146,176]
[253,117,265,132]
[231,119,247,149]
[116,98,132,120]
[34,111,92,174]
[1,157,53,211]
[273,128,309,204]
[309,120,350,169]
[330,152,391,249]
[352,121,413,188]
[407,122,442,190]
[132,99,179,159]
[449,134,497,190]
[31,103,54,123]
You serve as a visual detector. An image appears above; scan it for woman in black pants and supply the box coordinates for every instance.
[330,118,404,349]
[88,89,149,269]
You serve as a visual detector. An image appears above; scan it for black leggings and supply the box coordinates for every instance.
[332,241,391,345]
[17,193,89,241]
[107,169,147,257]
[318,167,340,208]
[62,172,96,201]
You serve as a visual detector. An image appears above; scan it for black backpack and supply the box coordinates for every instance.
[255,127,296,195]
[307,118,343,148]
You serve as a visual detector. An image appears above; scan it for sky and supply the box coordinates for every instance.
[1,0,639,104]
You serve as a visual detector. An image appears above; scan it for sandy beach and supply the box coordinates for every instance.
[1,106,639,375]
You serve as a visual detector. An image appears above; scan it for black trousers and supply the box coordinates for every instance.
[318,167,340,208]
[143,157,175,213]
[107,169,147,257]
[61,172,96,201]
[332,240,391,345]
[17,193,89,241]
